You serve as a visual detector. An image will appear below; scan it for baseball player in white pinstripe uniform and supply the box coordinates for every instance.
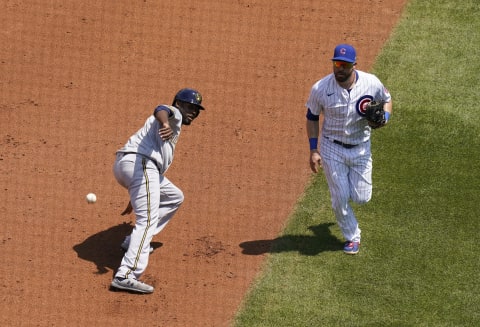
[110,88,205,293]
[305,44,392,254]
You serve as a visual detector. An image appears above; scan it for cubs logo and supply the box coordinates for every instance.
[340,48,347,55]
[356,95,374,116]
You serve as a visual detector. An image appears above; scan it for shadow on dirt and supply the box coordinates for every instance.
[239,223,343,256]
[73,222,163,275]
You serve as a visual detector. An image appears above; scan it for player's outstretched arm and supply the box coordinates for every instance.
[154,109,173,140]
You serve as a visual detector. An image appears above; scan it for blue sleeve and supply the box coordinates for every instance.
[153,105,173,116]
[306,108,319,121]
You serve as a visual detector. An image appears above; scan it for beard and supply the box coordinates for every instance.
[334,70,353,83]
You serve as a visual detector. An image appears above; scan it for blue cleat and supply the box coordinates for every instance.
[343,241,360,254]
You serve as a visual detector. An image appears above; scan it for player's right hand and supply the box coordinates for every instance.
[309,151,322,173]
[159,123,173,140]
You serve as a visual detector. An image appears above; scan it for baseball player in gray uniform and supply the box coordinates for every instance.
[110,88,205,293]
[305,44,392,255]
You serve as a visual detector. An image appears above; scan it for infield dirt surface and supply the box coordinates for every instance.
[1,1,406,326]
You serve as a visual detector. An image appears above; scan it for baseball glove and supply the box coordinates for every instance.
[364,100,386,129]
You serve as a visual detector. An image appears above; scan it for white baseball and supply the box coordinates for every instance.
[86,193,97,204]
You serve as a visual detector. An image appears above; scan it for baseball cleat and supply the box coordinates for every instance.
[110,277,154,294]
[121,235,154,254]
[343,241,360,254]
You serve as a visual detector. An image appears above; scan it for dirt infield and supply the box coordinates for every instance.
[0,1,406,326]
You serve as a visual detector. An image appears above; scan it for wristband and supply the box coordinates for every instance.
[309,137,318,150]
[384,111,390,122]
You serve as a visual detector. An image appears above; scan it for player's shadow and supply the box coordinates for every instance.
[73,222,163,275]
[239,223,343,256]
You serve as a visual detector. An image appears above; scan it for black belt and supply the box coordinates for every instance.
[324,137,358,149]
[333,140,358,149]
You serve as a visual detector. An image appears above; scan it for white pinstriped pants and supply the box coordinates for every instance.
[320,138,372,243]
[113,153,184,280]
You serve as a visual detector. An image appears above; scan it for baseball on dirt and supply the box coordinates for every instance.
[86,193,97,204]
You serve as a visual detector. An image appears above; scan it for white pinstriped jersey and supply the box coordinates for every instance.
[306,70,391,144]
[117,105,181,174]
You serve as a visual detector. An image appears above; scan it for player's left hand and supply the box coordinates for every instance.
[364,100,386,129]
[368,121,386,129]
[121,201,133,215]
[159,123,173,140]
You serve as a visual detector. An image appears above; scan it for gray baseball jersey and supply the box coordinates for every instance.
[117,105,181,174]
[113,104,185,282]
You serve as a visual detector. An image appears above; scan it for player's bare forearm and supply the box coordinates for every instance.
[384,100,392,115]
[154,109,170,125]
[306,119,319,139]
[306,115,323,173]
[155,109,173,140]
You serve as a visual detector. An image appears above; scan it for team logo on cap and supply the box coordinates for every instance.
[356,95,374,116]
[195,93,202,104]
[340,48,347,55]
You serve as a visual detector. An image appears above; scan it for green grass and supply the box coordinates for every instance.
[233,0,480,326]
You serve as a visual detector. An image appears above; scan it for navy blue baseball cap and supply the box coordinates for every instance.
[331,44,357,63]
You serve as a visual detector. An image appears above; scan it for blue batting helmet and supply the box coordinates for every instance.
[173,88,204,110]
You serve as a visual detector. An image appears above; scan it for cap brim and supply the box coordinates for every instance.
[332,57,356,63]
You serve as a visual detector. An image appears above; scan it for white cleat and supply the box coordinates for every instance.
[111,277,154,294]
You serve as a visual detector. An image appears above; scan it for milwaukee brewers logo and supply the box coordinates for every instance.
[195,93,202,104]
[356,95,374,116]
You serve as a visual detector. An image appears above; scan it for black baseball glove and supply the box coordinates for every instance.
[364,100,386,129]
